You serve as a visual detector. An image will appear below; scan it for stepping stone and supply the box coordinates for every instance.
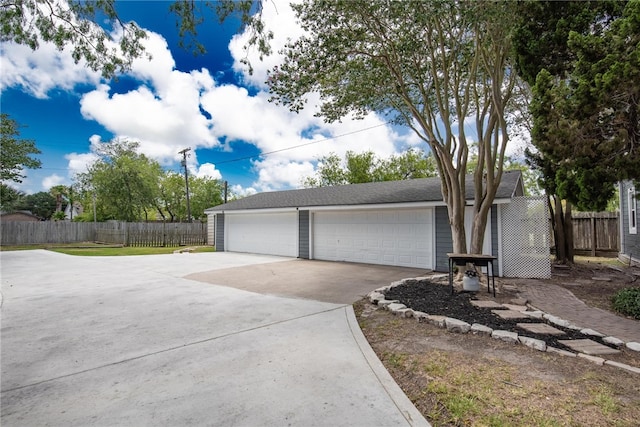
[591,276,612,282]
[517,323,566,336]
[501,303,528,312]
[558,339,620,355]
[492,309,531,320]
[510,297,528,305]
[470,300,503,309]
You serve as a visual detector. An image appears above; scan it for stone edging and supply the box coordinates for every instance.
[367,277,640,375]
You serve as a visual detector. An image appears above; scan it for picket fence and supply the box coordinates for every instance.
[0,221,207,247]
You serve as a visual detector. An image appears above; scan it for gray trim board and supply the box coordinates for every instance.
[298,210,310,259]
[215,213,225,251]
[434,206,453,272]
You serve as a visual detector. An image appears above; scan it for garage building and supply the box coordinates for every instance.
[206,171,528,274]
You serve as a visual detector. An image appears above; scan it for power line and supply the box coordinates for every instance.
[34,121,392,173]
[213,121,391,165]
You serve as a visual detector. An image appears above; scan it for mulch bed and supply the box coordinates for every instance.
[383,279,617,351]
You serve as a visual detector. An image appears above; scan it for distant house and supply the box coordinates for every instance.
[205,171,551,278]
[0,211,41,222]
[619,180,639,266]
[63,202,82,220]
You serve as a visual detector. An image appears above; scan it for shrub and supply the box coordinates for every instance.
[611,287,640,319]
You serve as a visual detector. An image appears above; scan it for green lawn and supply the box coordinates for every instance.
[1,244,215,256]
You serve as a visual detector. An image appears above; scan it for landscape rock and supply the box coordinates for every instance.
[412,311,428,322]
[425,315,447,328]
[377,299,399,308]
[368,292,384,304]
[387,303,407,313]
[491,330,518,344]
[625,342,640,352]
[470,323,493,335]
[543,314,571,328]
[518,336,547,352]
[580,328,605,338]
[397,308,414,318]
[523,310,545,319]
[444,318,471,333]
[603,336,624,348]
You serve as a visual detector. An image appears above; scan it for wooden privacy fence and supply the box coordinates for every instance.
[1,221,207,247]
[95,222,207,247]
[572,211,619,256]
[0,222,96,245]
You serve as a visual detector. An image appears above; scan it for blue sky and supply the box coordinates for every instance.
[1,0,424,197]
[2,1,528,197]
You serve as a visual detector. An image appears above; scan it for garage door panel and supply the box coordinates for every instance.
[226,212,297,257]
[313,209,433,269]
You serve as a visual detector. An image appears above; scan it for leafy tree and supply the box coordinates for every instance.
[512,0,636,263]
[303,149,436,188]
[0,183,25,212]
[16,191,56,219]
[189,176,224,221]
[49,185,69,213]
[269,0,521,254]
[0,113,41,183]
[156,172,186,222]
[378,149,438,182]
[156,172,224,222]
[76,139,163,221]
[1,0,148,78]
[1,0,267,77]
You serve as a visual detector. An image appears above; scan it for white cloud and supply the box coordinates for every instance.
[42,174,66,190]
[193,163,222,180]
[78,33,218,166]
[2,2,435,196]
[252,158,316,191]
[65,152,99,177]
[0,41,101,98]
[230,184,257,198]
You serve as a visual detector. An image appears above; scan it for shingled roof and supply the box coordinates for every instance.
[206,170,523,212]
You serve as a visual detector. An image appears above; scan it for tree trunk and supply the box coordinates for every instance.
[551,195,574,263]
[554,196,566,262]
[469,206,490,254]
[564,201,574,262]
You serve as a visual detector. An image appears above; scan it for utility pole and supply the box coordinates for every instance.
[179,148,192,223]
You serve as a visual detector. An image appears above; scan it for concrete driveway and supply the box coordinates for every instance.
[1,250,429,426]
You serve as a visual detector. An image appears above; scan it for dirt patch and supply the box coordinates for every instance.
[356,301,640,426]
[355,258,640,426]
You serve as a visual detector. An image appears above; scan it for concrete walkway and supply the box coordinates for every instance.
[0,251,429,426]
[516,280,640,344]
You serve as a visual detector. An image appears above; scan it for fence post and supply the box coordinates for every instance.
[591,216,597,257]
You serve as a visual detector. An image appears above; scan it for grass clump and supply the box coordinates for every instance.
[611,287,640,319]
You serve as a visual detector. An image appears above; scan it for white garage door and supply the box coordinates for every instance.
[226,212,297,257]
[313,209,433,268]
